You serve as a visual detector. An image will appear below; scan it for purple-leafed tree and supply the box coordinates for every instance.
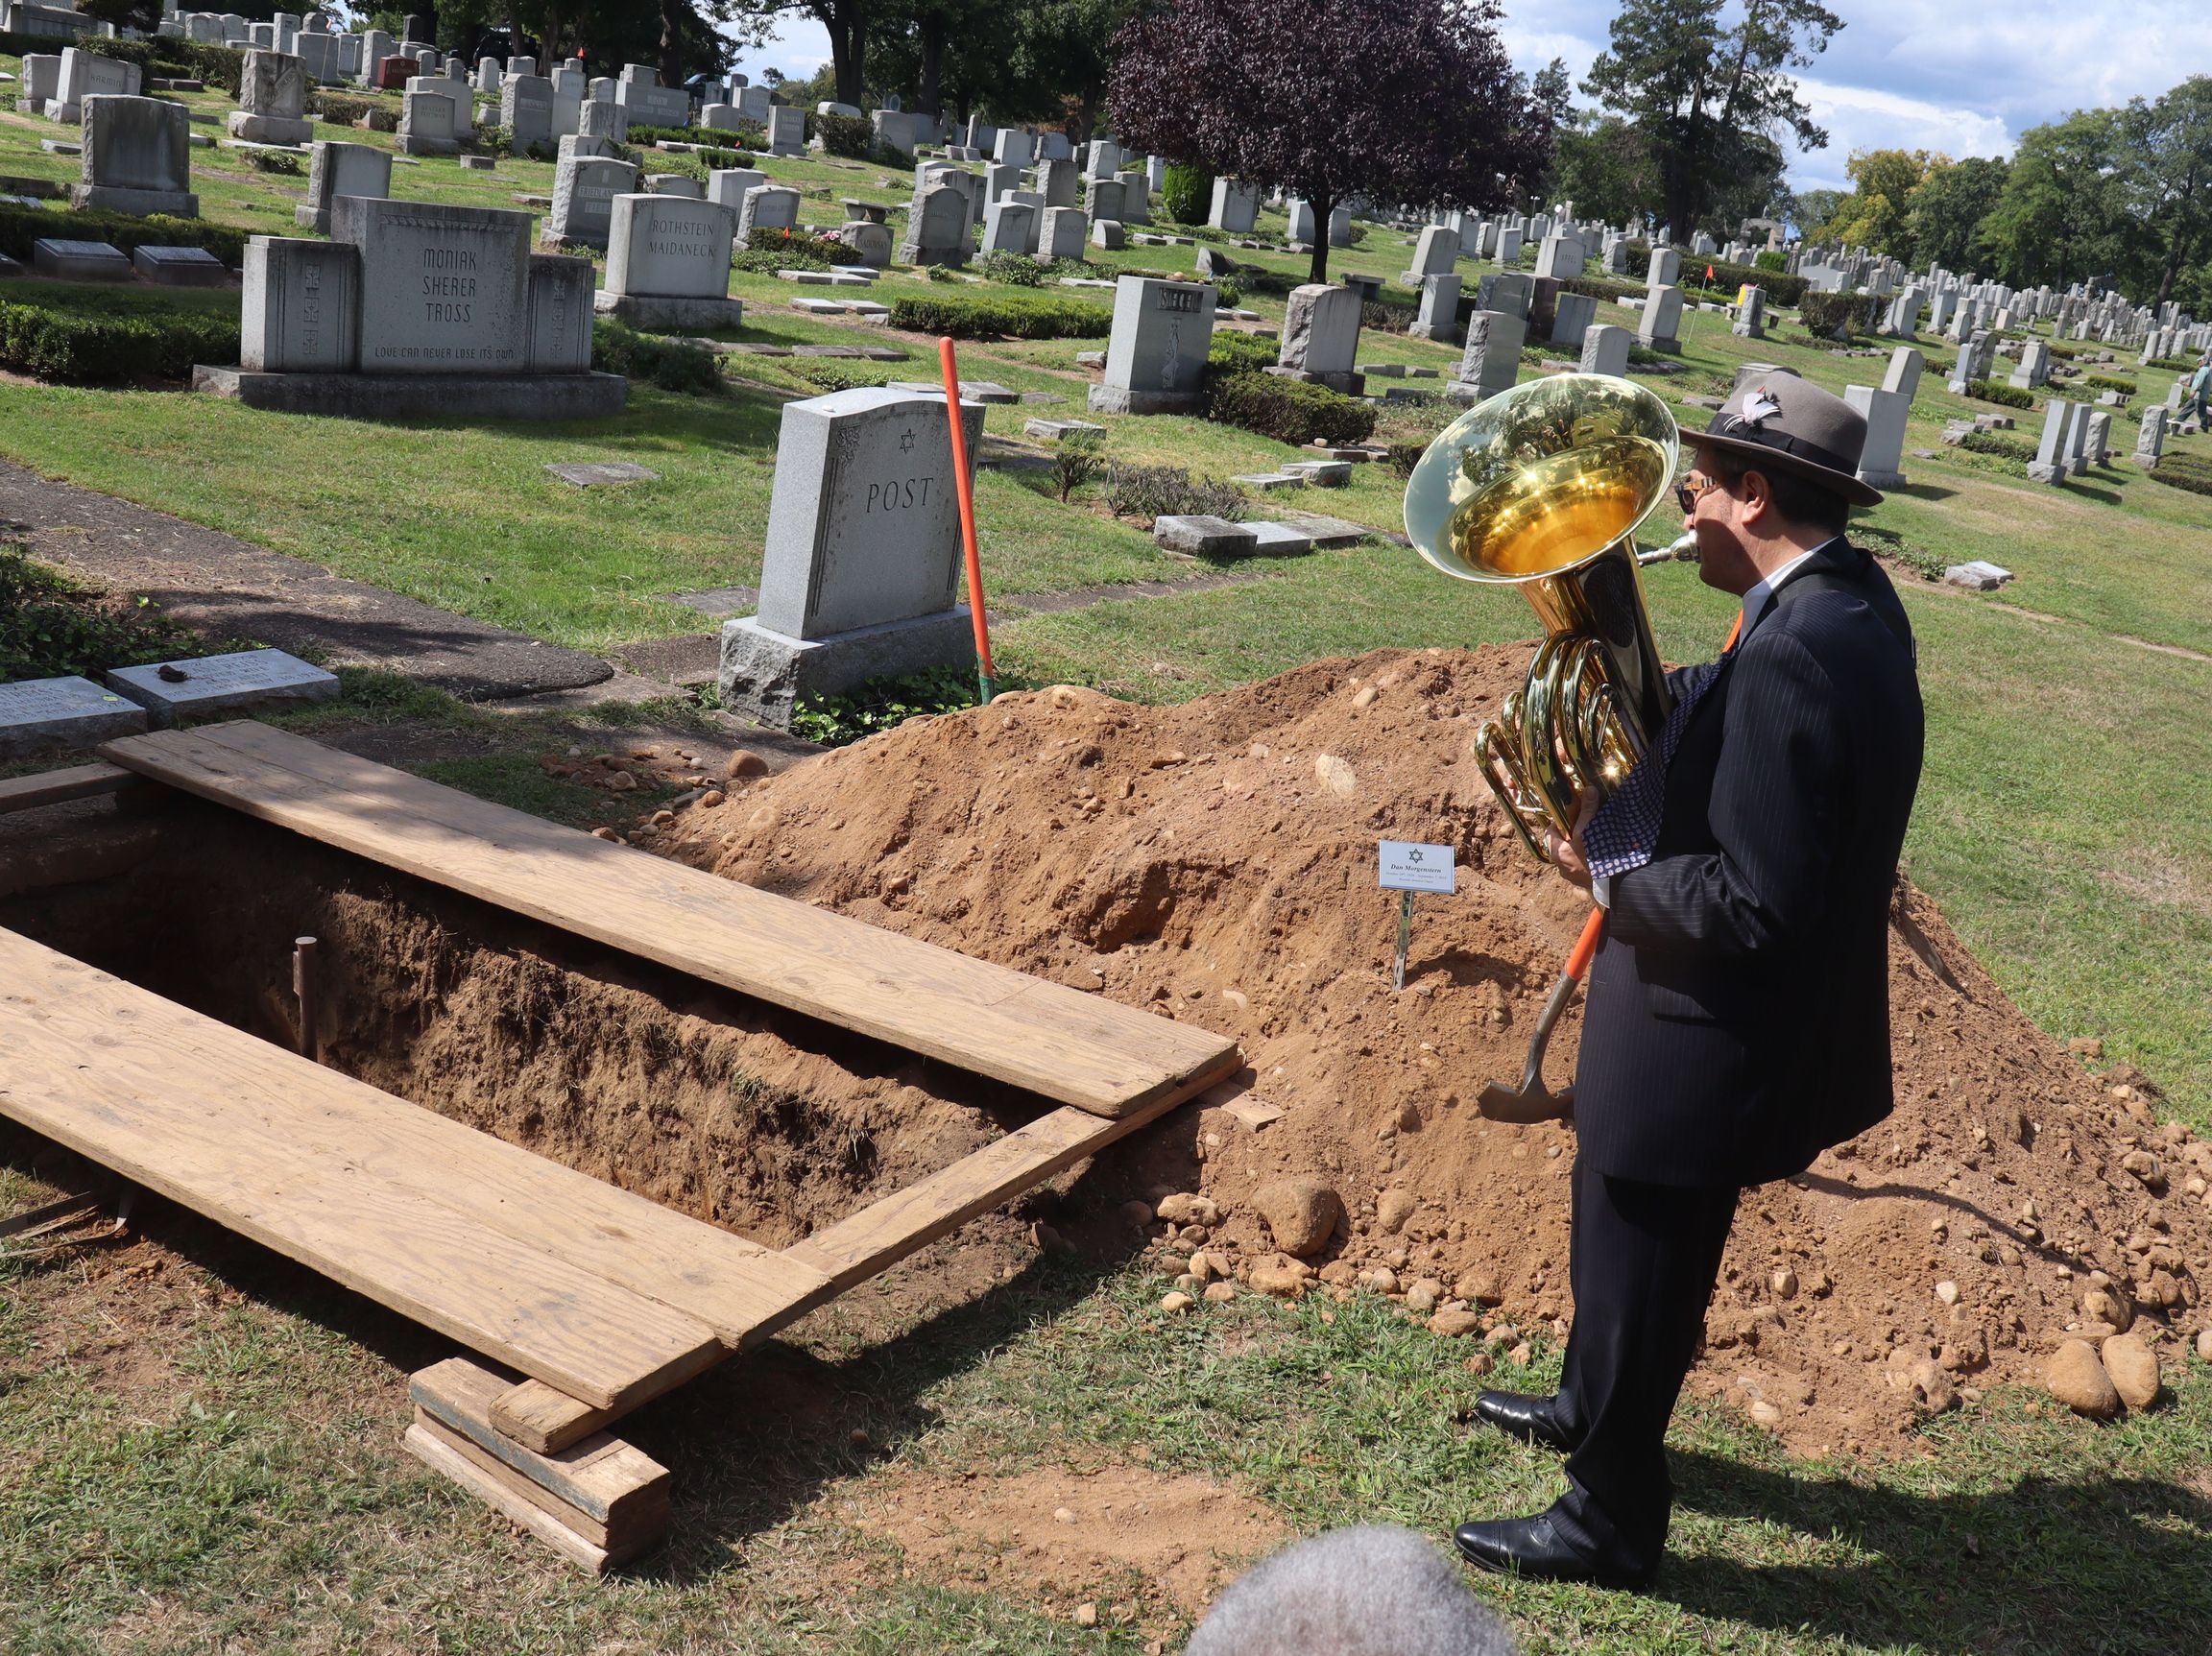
[1107,0,1549,283]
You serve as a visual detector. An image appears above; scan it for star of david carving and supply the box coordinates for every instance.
[899,427,916,452]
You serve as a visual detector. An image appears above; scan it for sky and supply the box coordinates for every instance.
[724,0,2212,196]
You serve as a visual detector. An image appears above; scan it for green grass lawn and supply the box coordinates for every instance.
[4,55,2211,1656]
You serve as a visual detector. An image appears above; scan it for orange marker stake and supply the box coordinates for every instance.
[939,335,997,704]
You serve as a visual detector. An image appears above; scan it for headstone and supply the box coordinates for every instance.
[240,233,358,371]
[1089,275,1216,415]
[1090,219,1125,252]
[228,48,310,144]
[2028,399,2077,483]
[1286,198,1317,246]
[544,155,637,246]
[526,252,594,372]
[1083,177,1123,222]
[596,193,739,327]
[1731,286,1766,339]
[1638,283,1683,354]
[0,676,147,759]
[1579,323,1630,377]
[1648,246,1682,288]
[502,73,555,155]
[899,180,969,266]
[1533,232,1583,280]
[1409,273,1461,343]
[706,166,766,212]
[2083,408,2112,466]
[1550,290,1597,350]
[1115,169,1149,225]
[1208,178,1258,234]
[1411,225,1458,276]
[1476,271,1532,320]
[981,197,1034,255]
[579,97,626,145]
[396,85,457,156]
[105,649,338,725]
[737,183,801,246]
[549,62,585,138]
[717,388,985,728]
[334,197,530,373]
[1843,384,1910,489]
[993,127,1035,169]
[49,46,139,124]
[1038,205,1086,261]
[71,96,196,216]
[1948,329,1996,393]
[14,55,61,116]
[1034,156,1077,208]
[132,244,229,285]
[1267,283,1362,395]
[2009,339,2051,389]
[1449,310,1524,404]
[1882,346,1924,401]
[645,174,704,199]
[2134,404,2167,468]
[1495,225,1522,265]
[766,105,805,156]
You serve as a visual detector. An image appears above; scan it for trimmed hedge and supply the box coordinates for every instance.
[589,320,723,394]
[307,91,392,127]
[0,291,239,383]
[1621,243,1810,306]
[628,121,768,154]
[83,36,248,96]
[1964,378,2035,409]
[1208,332,1279,372]
[1162,161,1213,228]
[887,290,1113,340]
[1798,291,1877,340]
[1958,429,2034,464]
[1560,274,1647,304]
[2082,372,2138,396]
[2146,454,2212,496]
[0,201,248,267]
[814,110,872,158]
[1205,369,1377,446]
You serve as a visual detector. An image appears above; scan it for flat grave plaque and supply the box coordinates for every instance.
[0,674,149,758]
[104,648,340,726]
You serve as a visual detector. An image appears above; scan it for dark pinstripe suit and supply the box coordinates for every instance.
[1547,537,1924,1572]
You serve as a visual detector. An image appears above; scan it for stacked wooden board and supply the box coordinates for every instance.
[0,723,1245,1568]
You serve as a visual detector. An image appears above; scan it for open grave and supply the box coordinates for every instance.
[0,722,1238,1569]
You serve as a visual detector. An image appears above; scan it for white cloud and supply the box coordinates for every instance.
[716,14,832,84]
[1788,79,2014,193]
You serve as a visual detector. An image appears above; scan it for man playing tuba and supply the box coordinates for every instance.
[1450,374,1925,1587]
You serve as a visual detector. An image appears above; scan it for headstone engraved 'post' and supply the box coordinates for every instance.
[2028,399,2077,483]
[1090,276,1216,415]
[1579,323,1630,377]
[228,48,311,144]
[717,389,988,728]
[595,193,740,327]
[72,95,197,216]
[1208,178,1258,234]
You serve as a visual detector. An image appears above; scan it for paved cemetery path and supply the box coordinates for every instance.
[0,461,616,702]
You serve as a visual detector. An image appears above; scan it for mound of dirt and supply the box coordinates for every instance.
[658,647,2212,1454]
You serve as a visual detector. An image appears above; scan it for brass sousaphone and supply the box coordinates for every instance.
[1403,372,1691,862]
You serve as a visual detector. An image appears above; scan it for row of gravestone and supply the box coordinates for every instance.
[0,649,338,761]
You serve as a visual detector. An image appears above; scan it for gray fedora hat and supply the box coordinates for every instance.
[1686,372,1883,507]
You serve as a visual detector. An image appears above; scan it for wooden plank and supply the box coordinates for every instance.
[0,927,728,1411]
[99,722,1239,1119]
[492,1382,621,1457]
[404,1423,633,1573]
[784,1088,1210,1293]
[0,761,141,816]
[414,1409,620,1548]
[411,1358,668,1533]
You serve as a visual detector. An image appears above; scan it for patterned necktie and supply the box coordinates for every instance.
[1581,613,1743,878]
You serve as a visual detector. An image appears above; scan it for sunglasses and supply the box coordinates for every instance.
[1673,474,1722,515]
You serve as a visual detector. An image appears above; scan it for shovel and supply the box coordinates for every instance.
[1479,907,1604,1123]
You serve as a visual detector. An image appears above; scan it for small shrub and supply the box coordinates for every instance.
[979,250,1048,287]
[1361,300,1415,335]
[589,320,724,394]
[0,202,247,268]
[1964,379,2035,409]
[83,36,246,96]
[2147,355,2199,372]
[1388,442,1426,479]
[627,120,768,152]
[1101,463,1249,521]
[1213,279,1241,310]
[1849,522,1948,581]
[0,540,206,683]
[2083,372,2138,396]
[246,149,302,175]
[0,292,238,383]
[1560,275,1647,304]
[887,291,1113,341]
[1798,291,1877,341]
[814,110,873,159]
[790,663,983,746]
[1045,433,1105,502]
[1958,429,2035,464]
[2146,454,2212,496]
[1208,332,1280,372]
[1205,369,1377,446]
[787,360,889,393]
[1754,250,1788,273]
[307,91,387,127]
[1162,160,1214,228]
[734,224,850,268]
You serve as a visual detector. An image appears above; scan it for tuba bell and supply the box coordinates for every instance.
[1403,373,1687,863]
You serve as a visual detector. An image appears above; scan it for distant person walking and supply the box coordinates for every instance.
[2190,356,2212,430]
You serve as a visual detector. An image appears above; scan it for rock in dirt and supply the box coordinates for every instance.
[1251,1177,1341,1256]
[2198,1328,2212,1362]
[1156,1192,1221,1228]
[1406,1278,1443,1313]
[1376,1188,1416,1235]
[727,750,768,779]
[2045,1340,2122,1417]
[1313,753,1358,798]
[1204,1282,1236,1303]
[1749,1400,1784,1429]
[2101,1332,2161,1409]
[2081,1285,2134,1334]
[1161,1291,1196,1314]
[1249,1261,1310,1299]
[1429,1308,1483,1337]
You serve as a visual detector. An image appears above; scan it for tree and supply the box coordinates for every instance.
[1582,0,1841,241]
[1550,111,1663,228]
[1903,155,2007,273]
[2119,78,2212,305]
[1824,148,1939,260]
[1107,0,1546,282]
[728,0,868,108]
[1978,110,2129,291]
[1788,185,1847,241]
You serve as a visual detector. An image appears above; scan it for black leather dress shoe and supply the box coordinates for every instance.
[1474,1390,1580,1452]
[1452,1514,1652,1589]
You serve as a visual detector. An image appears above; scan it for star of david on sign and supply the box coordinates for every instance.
[1407,848,1425,863]
[899,427,916,453]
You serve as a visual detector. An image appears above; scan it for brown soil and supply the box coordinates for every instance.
[841,1463,1288,1629]
[654,646,2212,1455]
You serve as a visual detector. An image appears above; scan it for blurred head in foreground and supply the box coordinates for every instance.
[1184,1525,1519,1656]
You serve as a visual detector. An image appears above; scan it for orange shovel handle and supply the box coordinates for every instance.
[1565,905,1605,980]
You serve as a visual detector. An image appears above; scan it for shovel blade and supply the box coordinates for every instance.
[1477,1079,1575,1124]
